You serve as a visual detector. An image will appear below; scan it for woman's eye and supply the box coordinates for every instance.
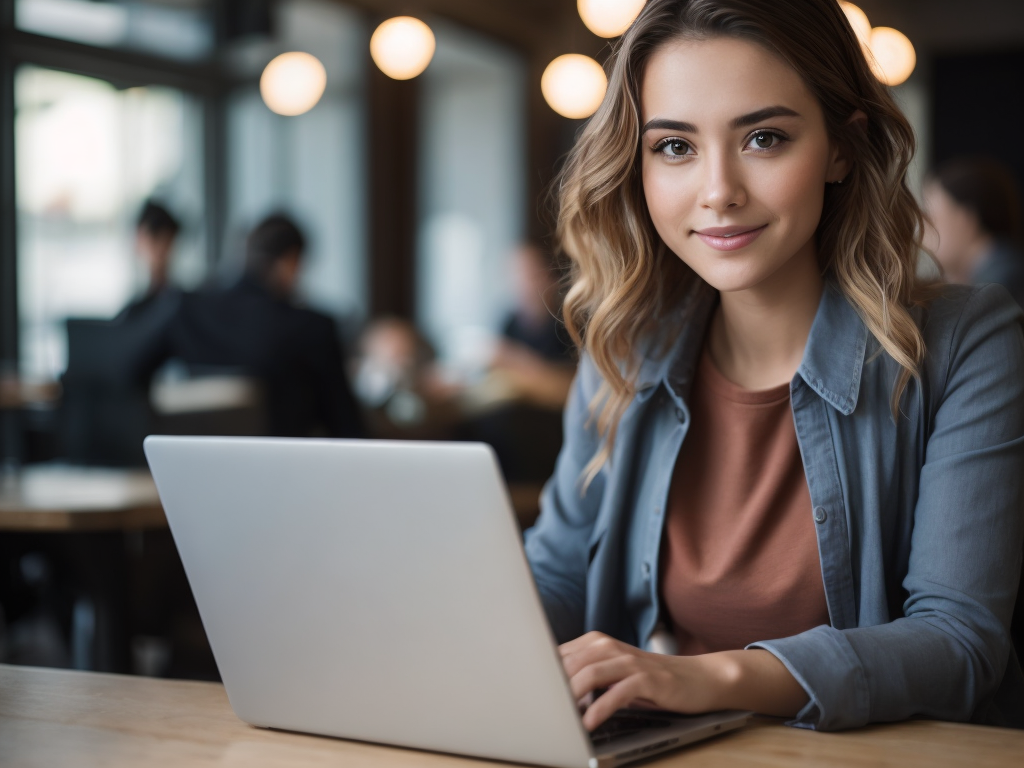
[657,139,691,157]
[748,131,783,150]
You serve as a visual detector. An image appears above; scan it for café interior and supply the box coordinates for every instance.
[0,0,1023,765]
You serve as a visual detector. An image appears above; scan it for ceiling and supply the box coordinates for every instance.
[348,0,1024,58]
[343,0,606,60]
[858,0,1024,53]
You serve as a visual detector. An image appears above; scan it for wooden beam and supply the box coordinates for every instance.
[367,57,419,319]
[343,0,575,52]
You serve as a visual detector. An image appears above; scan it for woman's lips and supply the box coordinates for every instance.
[693,224,767,251]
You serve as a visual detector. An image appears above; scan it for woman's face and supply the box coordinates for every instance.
[641,36,847,295]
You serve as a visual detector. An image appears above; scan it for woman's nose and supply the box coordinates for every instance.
[697,152,747,212]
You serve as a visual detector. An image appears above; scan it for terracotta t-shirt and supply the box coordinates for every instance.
[660,346,830,655]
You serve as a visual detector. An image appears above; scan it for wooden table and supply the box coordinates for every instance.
[0,465,165,531]
[0,664,1021,768]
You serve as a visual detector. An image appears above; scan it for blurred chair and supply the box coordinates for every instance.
[61,312,272,467]
[60,318,158,467]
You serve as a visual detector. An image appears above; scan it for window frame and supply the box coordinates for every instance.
[0,6,231,368]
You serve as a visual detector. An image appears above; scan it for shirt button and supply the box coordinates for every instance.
[642,562,651,579]
[674,408,685,421]
[813,507,828,524]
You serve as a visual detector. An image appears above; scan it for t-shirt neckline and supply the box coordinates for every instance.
[698,345,792,406]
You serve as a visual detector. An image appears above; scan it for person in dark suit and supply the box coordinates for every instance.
[61,201,183,466]
[139,214,364,439]
[117,200,182,323]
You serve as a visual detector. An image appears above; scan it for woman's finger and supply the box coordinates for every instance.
[568,654,642,702]
[558,631,612,657]
[581,675,653,731]
[561,634,637,679]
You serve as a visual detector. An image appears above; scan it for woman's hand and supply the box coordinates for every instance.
[560,632,732,730]
[559,632,809,730]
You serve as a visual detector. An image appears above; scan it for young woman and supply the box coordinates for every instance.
[524,0,1024,732]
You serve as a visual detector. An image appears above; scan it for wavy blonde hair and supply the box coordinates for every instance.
[558,0,928,482]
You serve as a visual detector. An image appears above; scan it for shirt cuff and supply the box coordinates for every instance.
[747,624,870,730]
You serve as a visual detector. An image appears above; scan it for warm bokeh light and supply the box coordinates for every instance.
[577,0,646,38]
[541,54,607,119]
[838,3,916,87]
[839,2,871,48]
[259,52,327,116]
[370,16,436,80]
[867,26,916,86]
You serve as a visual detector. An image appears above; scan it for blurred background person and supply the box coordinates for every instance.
[457,242,576,487]
[116,200,181,323]
[353,317,459,439]
[923,157,1024,307]
[490,242,576,409]
[139,213,365,440]
[59,199,184,467]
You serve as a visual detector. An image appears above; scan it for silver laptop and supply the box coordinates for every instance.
[144,436,750,768]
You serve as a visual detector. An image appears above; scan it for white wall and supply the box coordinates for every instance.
[416,20,527,366]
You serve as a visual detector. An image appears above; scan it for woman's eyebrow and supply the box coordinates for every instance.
[641,106,801,136]
[730,106,801,129]
[641,118,698,134]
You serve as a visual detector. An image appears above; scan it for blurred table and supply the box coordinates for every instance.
[0,376,60,411]
[1,664,1023,768]
[0,465,165,531]
[0,376,61,467]
[0,466,165,672]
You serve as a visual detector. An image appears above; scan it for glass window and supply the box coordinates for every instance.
[15,65,206,378]
[416,20,527,370]
[225,0,367,325]
[15,0,215,62]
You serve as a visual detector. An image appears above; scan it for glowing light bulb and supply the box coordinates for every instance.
[577,0,646,38]
[260,52,327,116]
[867,27,916,86]
[839,2,871,48]
[541,54,607,120]
[370,16,435,80]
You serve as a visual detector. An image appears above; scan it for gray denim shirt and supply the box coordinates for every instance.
[524,279,1024,730]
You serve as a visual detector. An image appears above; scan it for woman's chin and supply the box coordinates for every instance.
[681,262,778,295]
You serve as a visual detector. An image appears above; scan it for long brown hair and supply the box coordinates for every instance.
[557,0,927,482]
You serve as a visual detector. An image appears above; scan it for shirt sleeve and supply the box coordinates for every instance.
[750,284,1024,730]
[523,354,607,643]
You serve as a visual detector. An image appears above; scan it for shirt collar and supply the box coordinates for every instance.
[633,279,869,415]
[797,282,869,415]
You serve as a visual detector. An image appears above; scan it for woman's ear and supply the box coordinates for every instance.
[827,110,868,183]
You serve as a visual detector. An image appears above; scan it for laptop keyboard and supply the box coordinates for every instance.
[589,710,676,746]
